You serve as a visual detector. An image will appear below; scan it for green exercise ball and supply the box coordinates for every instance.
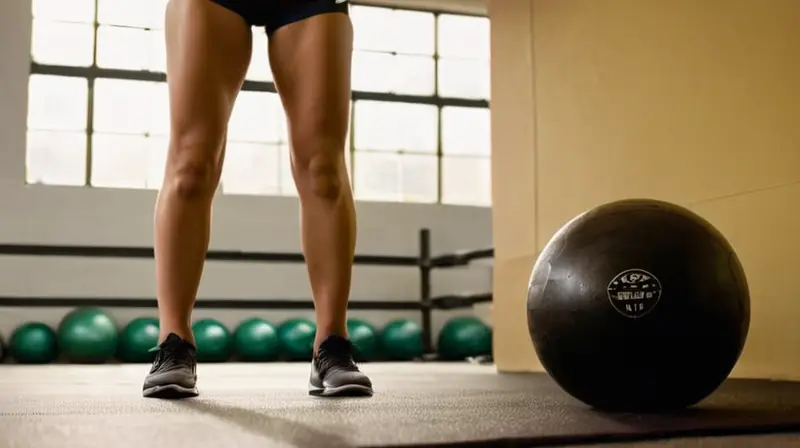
[347,318,379,361]
[9,322,58,364]
[192,319,232,362]
[437,316,492,361]
[277,318,316,361]
[58,308,119,363]
[118,317,160,363]
[233,318,279,362]
[380,319,424,360]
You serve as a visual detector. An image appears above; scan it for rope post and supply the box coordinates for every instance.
[418,228,433,354]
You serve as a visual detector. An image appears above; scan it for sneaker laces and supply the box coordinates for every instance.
[149,339,194,368]
[317,337,359,374]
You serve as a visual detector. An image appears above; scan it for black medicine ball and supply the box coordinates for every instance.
[527,198,750,412]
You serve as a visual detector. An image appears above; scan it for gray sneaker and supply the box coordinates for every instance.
[308,335,373,397]
[142,333,199,399]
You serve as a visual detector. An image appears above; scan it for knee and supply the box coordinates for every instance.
[293,141,347,202]
[164,134,221,201]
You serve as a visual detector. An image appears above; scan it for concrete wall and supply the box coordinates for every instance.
[0,0,493,338]
[490,0,800,380]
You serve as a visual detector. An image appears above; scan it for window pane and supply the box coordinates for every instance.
[147,137,169,189]
[97,26,166,72]
[352,52,434,95]
[391,10,435,55]
[353,101,438,153]
[220,142,282,196]
[353,151,399,202]
[351,6,393,52]
[151,30,168,73]
[94,79,161,135]
[31,20,94,67]
[149,82,171,136]
[351,6,434,55]
[278,146,296,196]
[32,0,95,23]
[442,156,491,206]
[399,154,438,203]
[438,14,490,61]
[438,58,490,100]
[353,152,438,203]
[352,51,394,93]
[394,55,435,96]
[246,31,273,82]
[441,106,491,157]
[228,91,286,143]
[91,133,166,189]
[27,75,88,131]
[26,131,87,186]
[98,0,166,29]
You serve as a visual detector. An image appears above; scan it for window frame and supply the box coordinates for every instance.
[27,0,490,205]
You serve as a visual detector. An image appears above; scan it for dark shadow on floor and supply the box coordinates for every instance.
[175,398,354,448]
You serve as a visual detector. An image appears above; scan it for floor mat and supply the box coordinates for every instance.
[0,363,799,447]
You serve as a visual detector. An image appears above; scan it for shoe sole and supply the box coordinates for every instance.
[309,383,374,397]
[143,384,199,399]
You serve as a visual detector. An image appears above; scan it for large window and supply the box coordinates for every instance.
[26,0,491,206]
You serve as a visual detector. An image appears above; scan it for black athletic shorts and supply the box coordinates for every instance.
[210,0,350,36]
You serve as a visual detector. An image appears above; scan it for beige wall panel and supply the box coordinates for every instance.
[491,0,800,379]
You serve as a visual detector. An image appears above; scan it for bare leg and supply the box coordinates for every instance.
[155,0,252,344]
[268,13,355,352]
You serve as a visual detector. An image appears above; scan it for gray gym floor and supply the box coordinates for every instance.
[1,363,799,448]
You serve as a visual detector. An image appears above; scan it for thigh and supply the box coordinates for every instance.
[165,0,252,156]
[267,8,353,162]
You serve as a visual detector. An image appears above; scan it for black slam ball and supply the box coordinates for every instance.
[527,199,750,412]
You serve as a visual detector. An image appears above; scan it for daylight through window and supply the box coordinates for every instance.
[26,0,491,206]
